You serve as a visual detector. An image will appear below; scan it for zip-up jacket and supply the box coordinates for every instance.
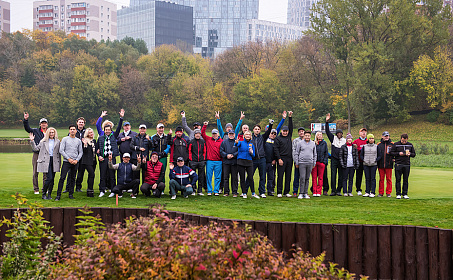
[220,138,238,165]
[390,141,416,166]
[188,138,207,162]
[130,133,152,160]
[75,127,86,140]
[339,144,359,169]
[201,125,223,161]
[315,139,329,165]
[169,135,189,163]
[108,161,141,186]
[97,133,120,158]
[235,139,255,161]
[143,160,164,185]
[252,122,273,160]
[151,133,171,159]
[326,121,346,160]
[23,119,45,151]
[274,117,293,160]
[169,165,198,186]
[292,138,317,166]
[117,130,137,155]
[377,138,394,169]
[353,137,367,162]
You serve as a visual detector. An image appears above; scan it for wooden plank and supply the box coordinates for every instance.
[124,208,137,220]
[63,208,77,245]
[415,227,429,280]
[391,225,404,280]
[268,222,282,251]
[363,225,378,279]
[295,223,309,252]
[377,225,391,280]
[241,220,255,230]
[309,223,322,257]
[167,210,176,219]
[100,207,113,225]
[282,222,296,255]
[0,209,12,252]
[428,228,439,280]
[199,216,209,226]
[191,214,201,225]
[175,212,184,220]
[333,224,348,269]
[254,221,268,236]
[347,224,363,276]
[136,208,148,219]
[403,226,416,280]
[321,224,334,263]
[112,208,125,224]
[439,229,452,280]
[50,207,64,237]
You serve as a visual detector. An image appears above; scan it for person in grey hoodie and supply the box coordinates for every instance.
[181,111,202,140]
[360,134,381,197]
[293,130,317,199]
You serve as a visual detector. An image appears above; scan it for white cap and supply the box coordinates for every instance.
[123,153,131,158]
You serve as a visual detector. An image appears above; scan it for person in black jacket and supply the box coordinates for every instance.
[274,111,293,197]
[377,131,394,197]
[220,130,239,196]
[130,124,152,182]
[311,131,328,196]
[325,113,346,196]
[117,121,137,160]
[390,134,416,199]
[188,129,207,195]
[75,128,97,197]
[168,127,189,164]
[251,120,274,198]
[339,133,359,196]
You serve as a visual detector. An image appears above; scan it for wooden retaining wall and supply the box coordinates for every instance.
[0,207,451,280]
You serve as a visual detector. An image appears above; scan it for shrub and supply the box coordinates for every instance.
[50,208,365,280]
[418,143,429,155]
[426,110,440,123]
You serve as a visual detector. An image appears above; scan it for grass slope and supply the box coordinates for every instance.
[1,153,452,229]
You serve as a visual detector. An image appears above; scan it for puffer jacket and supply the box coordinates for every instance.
[339,143,359,169]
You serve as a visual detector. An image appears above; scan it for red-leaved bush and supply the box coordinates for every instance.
[50,208,366,279]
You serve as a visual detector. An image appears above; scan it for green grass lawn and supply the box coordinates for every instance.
[1,153,452,229]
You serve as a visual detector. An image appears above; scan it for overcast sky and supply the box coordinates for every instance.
[11,0,288,32]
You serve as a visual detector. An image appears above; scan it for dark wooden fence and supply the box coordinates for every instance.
[0,207,451,280]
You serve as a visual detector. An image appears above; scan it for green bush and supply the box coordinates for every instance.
[418,143,429,155]
[50,208,365,280]
[426,110,440,123]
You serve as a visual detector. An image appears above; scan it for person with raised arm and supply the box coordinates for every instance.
[108,153,141,199]
[325,113,346,196]
[220,129,239,197]
[201,121,223,195]
[95,109,125,137]
[216,111,245,140]
[273,111,294,197]
[181,111,202,140]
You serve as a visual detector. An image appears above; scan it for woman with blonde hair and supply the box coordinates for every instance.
[311,131,328,197]
[75,128,97,197]
[29,127,61,200]
[235,131,259,199]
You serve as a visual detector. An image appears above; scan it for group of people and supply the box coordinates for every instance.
[24,109,416,201]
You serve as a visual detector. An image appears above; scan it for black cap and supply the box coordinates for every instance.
[298,127,305,132]
[193,122,201,127]
[177,157,184,162]
[175,126,183,132]
[281,126,289,131]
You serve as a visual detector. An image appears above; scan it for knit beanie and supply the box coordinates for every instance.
[346,133,353,139]
[367,133,374,139]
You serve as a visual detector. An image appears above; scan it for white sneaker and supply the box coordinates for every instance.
[207,193,212,196]
[297,194,303,199]
[34,191,40,195]
[369,194,375,198]
[403,195,409,199]
[348,193,353,197]
[118,195,122,198]
[198,193,204,196]
[363,193,369,197]
[344,193,348,197]
[277,194,282,198]
[99,192,105,197]
[252,194,260,199]
[108,193,115,198]
[127,189,133,193]
[191,192,196,196]
[396,195,401,199]
[357,191,362,196]
[260,194,266,198]
[171,195,176,200]
[285,194,292,198]
[161,191,164,195]
[243,194,247,199]
[304,194,310,199]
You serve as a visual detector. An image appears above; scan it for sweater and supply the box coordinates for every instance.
[292,138,317,166]
[201,125,223,161]
[59,136,83,162]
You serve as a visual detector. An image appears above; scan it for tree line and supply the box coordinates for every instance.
[1,0,453,130]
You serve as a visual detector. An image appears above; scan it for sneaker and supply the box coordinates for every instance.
[207,193,212,196]
[387,194,391,198]
[286,194,292,198]
[378,194,384,197]
[54,196,60,201]
[198,193,204,196]
[46,195,52,200]
[323,191,328,196]
[68,194,75,199]
[42,194,46,200]
[99,192,105,198]
[267,192,274,196]
[127,189,133,193]
[304,194,310,199]
[76,189,82,192]
[218,190,222,194]
[161,191,164,195]
[117,195,122,198]
[403,195,409,199]
[396,195,401,199]
[242,194,247,199]
[363,193,370,197]
[191,192,196,196]
[348,193,353,197]
[357,191,362,196]
[130,194,136,199]
[252,193,260,199]
[260,194,266,198]
[232,194,238,198]
[223,193,229,197]
[330,192,337,196]
[34,191,40,195]
[297,194,303,199]
[108,193,115,198]
[214,193,219,196]
[184,195,188,198]
[62,190,68,193]
[344,193,348,197]
[171,195,176,199]
[336,193,342,196]
[277,194,282,198]
[369,193,375,198]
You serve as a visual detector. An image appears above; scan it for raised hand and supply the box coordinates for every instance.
[235,139,239,144]
[29,133,34,141]
[181,111,186,118]
[240,111,245,120]
[282,111,287,119]
[288,111,293,117]
[24,112,29,120]
[326,113,331,122]
[215,111,220,119]
[204,121,209,126]
[169,162,174,169]
[100,111,108,118]
[119,109,125,118]
[168,129,173,135]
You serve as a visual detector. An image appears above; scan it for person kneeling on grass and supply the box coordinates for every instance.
[169,157,198,199]
[108,153,141,198]
[140,152,166,198]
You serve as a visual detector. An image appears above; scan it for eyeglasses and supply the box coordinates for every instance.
[271,132,276,135]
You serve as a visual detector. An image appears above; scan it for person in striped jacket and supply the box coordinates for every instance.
[169,157,198,199]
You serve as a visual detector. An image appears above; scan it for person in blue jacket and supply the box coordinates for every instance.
[235,131,259,199]
[169,157,198,199]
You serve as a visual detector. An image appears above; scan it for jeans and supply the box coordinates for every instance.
[189,161,206,193]
[32,152,47,192]
[140,182,166,197]
[169,179,194,197]
[238,164,254,195]
[293,165,299,194]
[276,157,293,195]
[378,168,393,195]
[206,160,222,194]
[76,164,95,195]
[355,162,364,192]
[57,161,78,196]
[99,158,116,192]
[395,164,410,196]
[252,158,266,195]
[43,156,55,196]
[266,162,276,194]
[331,157,344,194]
[298,164,313,195]
[112,179,140,196]
[363,165,378,194]
[342,167,355,194]
[223,163,238,195]
[311,162,325,195]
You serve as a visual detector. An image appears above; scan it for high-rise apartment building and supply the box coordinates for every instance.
[118,0,193,53]
[169,0,259,58]
[247,19,306,44]
[0,1,10,34]
[33,0,117,41]
[287,0,318,28]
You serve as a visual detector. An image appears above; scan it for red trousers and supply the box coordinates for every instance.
[378,168,392,195]
[311,162,325,195]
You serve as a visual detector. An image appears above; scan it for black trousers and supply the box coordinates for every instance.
[76,164,95,195]
[238,164,254,195]
[395,164,410,196]
[266,162,276,194]
[189,161,206,193]
[43,156,55,195]
[342,167,355,194]
[99,158,116,192]
[140,182,165,197]
[276,157,293,195]
[330,157,344,194]
[112,179,140,196]
[57,161,78,196]
[65,160,84,191]
[355,162,364,192]
[223,163,238,195]
[323,164,329,192]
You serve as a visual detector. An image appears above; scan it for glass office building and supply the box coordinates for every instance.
[287,0,318,28]
[118,1,193,52]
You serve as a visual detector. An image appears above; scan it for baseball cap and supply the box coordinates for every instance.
[212,129,219,134]
[151,152,158,157]
[193,122,201,127]
[39,118,48,123]
[271,129,277,134]
[360,128,367,132]
[123,121,131,126]
[298,127,305,132]
[139,124,146,129]
[157,123,164,129]
[123,153,131,158]
[177,157,184,162]
[194,129,201,134]
[228,129,235,134]
[382,131,390,137]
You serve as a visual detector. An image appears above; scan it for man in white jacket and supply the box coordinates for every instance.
[293,130,317,199]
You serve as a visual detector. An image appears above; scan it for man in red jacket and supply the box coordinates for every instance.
[140,152,165,198]
[201,121,223,195]
[353,128,367,196]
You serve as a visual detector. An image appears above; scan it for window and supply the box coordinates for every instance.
[87,33,90,37]
[61,14,64,19]
[36,22,39,26]
[54,6,58,10]
[87,3,90,8]
[87,18,90,23]
[54,13,58,17]
[101,28,103,32]
[67,5,70,9]
[107,7,110,12]
[54,20,58,25]
[87,26,90,30]
[107,29,109,33]
[101,13,103,17]
[107,15,109,19]
[61,21,64,26]
[101,6,103,11]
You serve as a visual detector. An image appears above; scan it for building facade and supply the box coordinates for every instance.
[0,0,10,34]
[117,0,193,52]
[287,0,318,28]
[33,0,117,41]
[247,19,306,44]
